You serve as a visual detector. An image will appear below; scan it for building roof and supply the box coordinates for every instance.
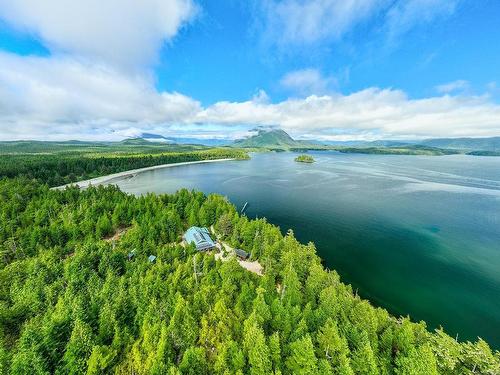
[184,226,216,251]
[148,255,156,263]
[235,248,249,259]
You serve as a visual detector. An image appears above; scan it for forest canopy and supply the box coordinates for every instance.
[0,177,498,374]
[0,148,249,187]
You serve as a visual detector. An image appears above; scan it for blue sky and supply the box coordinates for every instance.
[157,1,500,105]
[0,0,500,140]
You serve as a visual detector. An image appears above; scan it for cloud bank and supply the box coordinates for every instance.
[1,50,499,141]
[0,0,498,141]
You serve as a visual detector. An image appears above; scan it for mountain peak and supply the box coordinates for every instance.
[232,128,306,149]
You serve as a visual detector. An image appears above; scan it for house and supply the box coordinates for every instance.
[234,248,249,260]
[148,255,157,263]
[183,226,216,251]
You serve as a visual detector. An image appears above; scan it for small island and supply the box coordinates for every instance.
[294,154,315,163]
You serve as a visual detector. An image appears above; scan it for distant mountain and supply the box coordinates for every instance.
[138,133,230,146]
[365,140,417,147]
[138,133,174,144]
[309,137,500,153]
[232,128,312,149]
[120,138,157,145]
[306,139,418,147]
[309,140,366,147]
[419,137,500,151]
[165,137,230,146]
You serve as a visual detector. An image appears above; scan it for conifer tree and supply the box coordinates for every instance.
[285,335,318,375]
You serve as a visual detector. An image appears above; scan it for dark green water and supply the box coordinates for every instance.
[113,152,500,348]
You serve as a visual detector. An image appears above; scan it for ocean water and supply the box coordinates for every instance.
[113,151,500,348]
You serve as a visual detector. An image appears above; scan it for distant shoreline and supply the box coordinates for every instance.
[52,158,236,190]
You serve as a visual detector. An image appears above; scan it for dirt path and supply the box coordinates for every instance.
[104,227,130,242]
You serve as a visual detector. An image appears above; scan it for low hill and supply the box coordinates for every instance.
[337,144,460,156]
[419,137,500,151]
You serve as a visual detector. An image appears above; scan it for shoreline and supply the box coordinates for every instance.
[52,158,237,190]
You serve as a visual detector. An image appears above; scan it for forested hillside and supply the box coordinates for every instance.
[0,178,498,374]
[0,148,248,187]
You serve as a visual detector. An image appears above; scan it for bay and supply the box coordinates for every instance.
[112,151,500,348]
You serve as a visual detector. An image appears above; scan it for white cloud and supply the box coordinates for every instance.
[435,80,469,94]
[0,0,199,139]
[0,0,197,69]
[1,50,499,140]
[258,0,460,47]
[280,68,337,96]
[196,88,500,139]
[0,0,496,142]
[385,0,459,40]
[0,52,200,140]
[260,0,387,45]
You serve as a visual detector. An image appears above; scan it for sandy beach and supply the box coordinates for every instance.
[52,158,236,190]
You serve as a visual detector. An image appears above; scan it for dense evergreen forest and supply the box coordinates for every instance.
[0,178,498,374]
[0,148,249,187]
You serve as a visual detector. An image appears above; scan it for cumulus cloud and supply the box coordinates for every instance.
[0,0,496,141]
[195,88,500,139]
[0,52,200,140]
[0,0,199,139]
[1,58,500,141]
[0,0,197,69]
[280,69,337,96]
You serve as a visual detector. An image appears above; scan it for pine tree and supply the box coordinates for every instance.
[281,265,301,307]
[285,335,318,375]
[350,335,378,375]
[179,347,208,375]
[268,332,282,373]
[96,213,112,238]
[61,319,94,375]
[395,344,438,375]
[168,296,198,355]
[317,318,351,371]
[252,287,272,328]
[243,320,272,375]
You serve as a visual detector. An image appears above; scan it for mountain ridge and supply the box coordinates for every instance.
[231,128,316,149]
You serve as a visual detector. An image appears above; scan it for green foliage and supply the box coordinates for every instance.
[0,178,498,374]
[0,148,249,187]
[232,129,307,150]
[294,154,315,163]
[336,145,460,156]
[285,335,318,375]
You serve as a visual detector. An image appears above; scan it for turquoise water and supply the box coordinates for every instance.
[113,152,500,348]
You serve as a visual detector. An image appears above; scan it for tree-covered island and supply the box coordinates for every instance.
[294,154,315,163]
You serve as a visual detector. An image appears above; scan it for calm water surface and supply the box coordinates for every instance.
[113,152,500,348]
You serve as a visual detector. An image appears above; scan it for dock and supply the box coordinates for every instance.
[241,202,248,214]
